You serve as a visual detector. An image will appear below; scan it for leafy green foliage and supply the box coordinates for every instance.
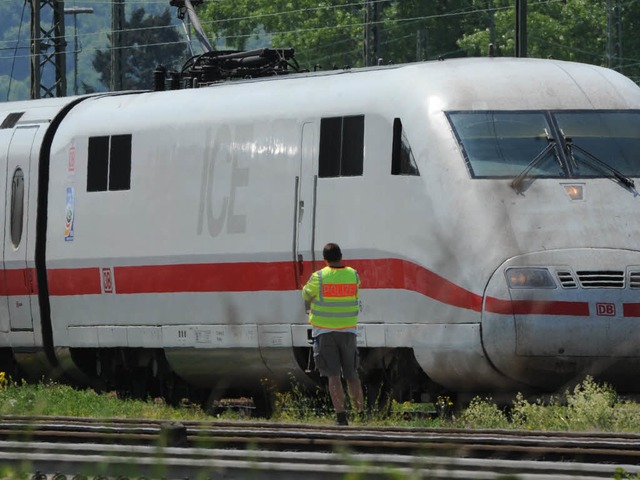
[457,0,608,63]
[455,396,510,429]
[92,8,187,91]
[267,376,335,423]
[510,392,569,431]
[565,375,617,431]
[197,0,640,83]
[465,376,640,433]
[614,467,640,480]
[201,0,365,70]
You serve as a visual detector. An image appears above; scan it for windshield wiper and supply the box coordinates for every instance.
[563,134,636,190]
[511,129,562,194]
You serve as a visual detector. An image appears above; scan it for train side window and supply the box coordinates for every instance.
[1,112,25,129]
[87,134,132,192]
[109,134,132,191]
[391,118,420,176]
[319,115,364,177]
[87,136,109,191]
[10,168,24,248]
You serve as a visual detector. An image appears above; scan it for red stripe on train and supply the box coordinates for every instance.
[115,262,293,294]
[624,304,640,317]
[0,268,39,296]
[6,259,614,318]
[47,267,102,295]
[484,297,590,316]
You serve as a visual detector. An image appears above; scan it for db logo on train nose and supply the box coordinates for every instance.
[596,303,616,316]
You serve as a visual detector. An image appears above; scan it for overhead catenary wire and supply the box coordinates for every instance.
[0,0,638,75]
[0,0,568,51]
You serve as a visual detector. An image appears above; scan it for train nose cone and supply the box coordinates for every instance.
[482,248,640,392]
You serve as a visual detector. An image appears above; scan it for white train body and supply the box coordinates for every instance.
[2,57,640,400]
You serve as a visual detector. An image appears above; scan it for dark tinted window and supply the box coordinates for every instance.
[319,117,342,177]
[109,134,132,190]
[391,118,419,176]
[87,134,132,191]
[342,116,364,176]
[319,115,364,177]
[87,136,110,191]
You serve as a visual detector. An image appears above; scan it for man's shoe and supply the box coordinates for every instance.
[336,411,348,426]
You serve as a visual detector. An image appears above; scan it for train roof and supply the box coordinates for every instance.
[5,57,639,128]
[145,56,640,115]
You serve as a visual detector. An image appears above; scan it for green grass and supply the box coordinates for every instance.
[2,374,640,434]
[1,374,640,480]
[0,377,210,420]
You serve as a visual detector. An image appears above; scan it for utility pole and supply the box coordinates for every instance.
[515,0,527,57]
[111,0,125,91]
[363,0,381,66]
[30,0,67,99]
[607,0,622,72]
[64,6,94,96]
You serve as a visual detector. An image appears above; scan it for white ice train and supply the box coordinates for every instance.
[2,56,640,406]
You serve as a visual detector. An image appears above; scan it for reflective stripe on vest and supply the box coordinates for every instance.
[309,266,359,329]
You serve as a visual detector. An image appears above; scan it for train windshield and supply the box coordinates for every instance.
[554,111,640,178]
[447,112,563,178]
[449,110,640,179]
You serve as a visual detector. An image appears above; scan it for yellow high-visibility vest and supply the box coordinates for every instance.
[302,266,360,329]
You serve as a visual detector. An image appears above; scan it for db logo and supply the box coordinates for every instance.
[101,267,115,294]
[596,303,616,317]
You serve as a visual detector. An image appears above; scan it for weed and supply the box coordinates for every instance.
[455,396,509,429]
[510,392,568,431]
[614,467,640,480]
[565,376,616,431]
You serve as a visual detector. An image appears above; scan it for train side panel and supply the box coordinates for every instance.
[0,99,77,351]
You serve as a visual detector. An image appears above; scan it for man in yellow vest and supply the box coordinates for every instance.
[302,243,364,426]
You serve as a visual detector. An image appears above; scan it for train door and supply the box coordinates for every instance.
[294,122,317,287]
[3,125,39,332]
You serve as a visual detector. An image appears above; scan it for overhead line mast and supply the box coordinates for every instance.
[111,0,126,91]
[30,0,67,99]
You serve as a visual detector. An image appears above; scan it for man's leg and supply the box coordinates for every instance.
[328,375,348,425]
[347,377,364,413]
[328,375,345,412]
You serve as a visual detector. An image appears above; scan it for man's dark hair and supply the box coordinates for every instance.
[323,243,342,263]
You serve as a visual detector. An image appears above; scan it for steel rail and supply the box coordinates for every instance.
[0,439,638,479]
[2,416,640,470]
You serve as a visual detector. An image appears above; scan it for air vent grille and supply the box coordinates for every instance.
[556,271,577,288]
[577,270,624,288]
[630,271,640,289]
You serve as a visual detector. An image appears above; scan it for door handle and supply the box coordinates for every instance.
[297,254,304,276]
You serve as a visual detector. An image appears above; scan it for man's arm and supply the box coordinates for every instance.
[302,272,319,312]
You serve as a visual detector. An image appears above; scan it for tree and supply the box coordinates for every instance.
[199,0,489,70]
[380,0,475,63]
[93,8,188,91]
[95,0,640,88]
[457,0,608,62]
[201,0,366,69]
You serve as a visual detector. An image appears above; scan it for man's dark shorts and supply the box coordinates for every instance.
[313,331,359,379]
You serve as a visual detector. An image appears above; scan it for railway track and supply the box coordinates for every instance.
[0,416,639,479]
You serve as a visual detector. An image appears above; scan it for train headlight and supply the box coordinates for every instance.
[506,268,556,289]
[562,183,584,201]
